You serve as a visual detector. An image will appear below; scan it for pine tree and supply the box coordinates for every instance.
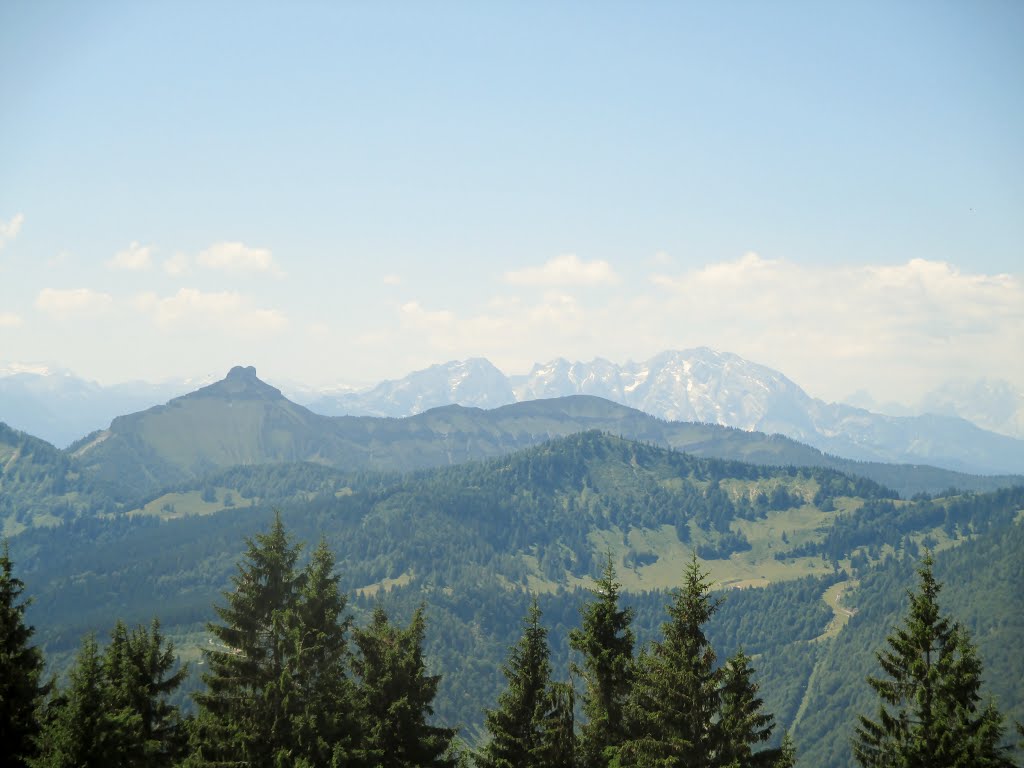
[479,597,571,768]
[189,512,305,767]
[351,604,456,768]
[853,553,1016,768]
[0,541,50,767]
[539,681,576,768]
[291,539,357,766]
[717,650,781,768]
[569,554,635,768]
[32,634,141,768]
[104,619,188,767]
[619,554,722,768]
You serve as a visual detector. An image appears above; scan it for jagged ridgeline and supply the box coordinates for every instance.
[10,430,1024,765]
[58,366,1024,506]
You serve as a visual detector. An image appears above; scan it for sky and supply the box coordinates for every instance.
[1,1,1022,405]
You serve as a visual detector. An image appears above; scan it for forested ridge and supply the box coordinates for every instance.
[2,431,1022,766]
[3,517,1020,766]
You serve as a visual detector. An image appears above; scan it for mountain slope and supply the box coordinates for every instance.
[70,366,362,499]
[0,364,209,448]
[68,366,1023,503]
[12,432,1023,758]
[0,422,105,534]
[308,358,515,416]
[313,348,1024,475]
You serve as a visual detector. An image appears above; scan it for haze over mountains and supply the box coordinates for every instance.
[0,362,214,449]
[3,349,1024,477]
[3,363,1022,767]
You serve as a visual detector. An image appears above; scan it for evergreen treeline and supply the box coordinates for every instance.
[6,520,1019,767]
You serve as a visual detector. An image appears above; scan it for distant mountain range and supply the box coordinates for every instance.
[307,349,1024,476]
[3,349,1024,476]
[49,365,1017,505]
[0,363,213,448]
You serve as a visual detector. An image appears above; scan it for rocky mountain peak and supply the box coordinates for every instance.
[186,365,284,401]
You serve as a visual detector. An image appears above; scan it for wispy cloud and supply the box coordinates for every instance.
[0,213,25,251]
[134,288,288,333]
[383,273,402,286]
[648,254,1024,400]
[197,242,284,277]
[374,255,1024,403]
[107,241,153,270]
[503,253,618,286]
[35,288,113,316]
[0,312,23,328]
[162,252,191,276]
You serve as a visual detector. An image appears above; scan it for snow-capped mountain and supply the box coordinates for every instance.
[511,349,814,431]
[4,350,1022,474]
[307,358,516,417]
[311,348,1024,475]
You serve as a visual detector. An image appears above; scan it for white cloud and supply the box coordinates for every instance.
[197,241,283,277]
[162,252,191,276]
[35,288,113,316]
[107,241,153,270]
[0,312,23,328]
[368,255,1024,403]
[503,253,618,286]
[647,254,1024,401]
[134,288,288,333]
[0,213,25,250]
[389,292,594,371]
[383,273,402,285]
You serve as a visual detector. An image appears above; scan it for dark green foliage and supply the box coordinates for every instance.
[620,554,724,767]
[292,539,358,766]
[570,555,635,767]
[619,555,785,768]
[31,634,141,768]
[189,513,305,766]
[479,598,568,768]
[351,605,456,768]
[0,423,114,525]
[789,486,1024,565]
[718,650,781,767]
[103,619,188,766]
[4,432,1022,766]
[0,541,49,767]
[853,554,1015,768]
[792,520,1024,767]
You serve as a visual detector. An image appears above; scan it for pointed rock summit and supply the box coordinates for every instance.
[186,365,284,401]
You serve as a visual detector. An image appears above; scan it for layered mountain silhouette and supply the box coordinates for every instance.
[309,349,1024,475]
[61,365,1022,502]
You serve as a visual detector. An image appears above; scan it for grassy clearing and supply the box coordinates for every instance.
[355,571,415,598]
[587,510,841,593]
[130,488,257,520]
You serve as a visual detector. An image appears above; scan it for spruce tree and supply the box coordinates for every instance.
[619,554,722,768]
[478,597,570,768]
[717,650,781,768]
[189,513,305,767]
[0,541,49,767]
[292,539,358,766]
[853,553,1015,768]
[104,619,188,767]
[32,634,141,768]
[569,554,634,768]
[351,604,456,768]
[539,681,576,768]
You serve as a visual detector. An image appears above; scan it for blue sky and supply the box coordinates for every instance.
[1,1,1021,403]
